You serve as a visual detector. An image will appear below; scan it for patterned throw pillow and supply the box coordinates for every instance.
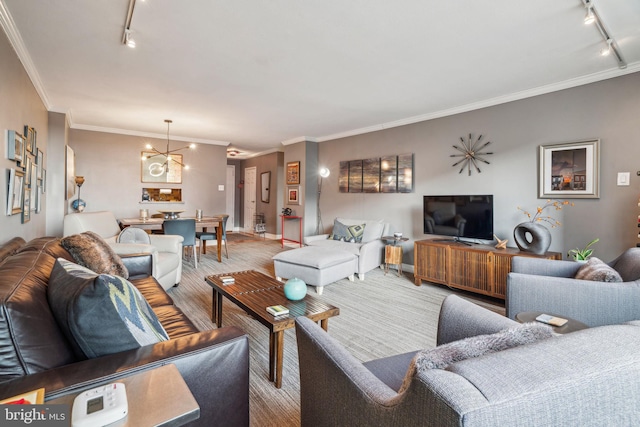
[61,231,129,279]
[398,322,554,393]
[328,220,366,243]
[575,257,623,282]
[48,258,169,358]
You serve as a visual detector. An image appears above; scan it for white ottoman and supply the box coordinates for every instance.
[273,247,357,295]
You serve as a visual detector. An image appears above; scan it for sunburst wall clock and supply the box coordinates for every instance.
[450,133,493,175]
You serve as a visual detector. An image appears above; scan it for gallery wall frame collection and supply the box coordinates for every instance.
[5,126,45,223]
[338,153,414,193]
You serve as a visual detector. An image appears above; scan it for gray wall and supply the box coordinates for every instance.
[317,72,640,264]
[0,29,48,244]
[68,129,228,220]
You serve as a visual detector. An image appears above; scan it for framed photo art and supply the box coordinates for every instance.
[286,161,300,185]
[6,130,25,165]
[538,139,600,199]
[287,186,300,205]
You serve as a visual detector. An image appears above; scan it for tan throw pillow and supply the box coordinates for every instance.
[61,231,129,279]
[575,257,623,282]
[398,322,554,393]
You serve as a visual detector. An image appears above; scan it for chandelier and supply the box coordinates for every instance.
[142,119,195,176]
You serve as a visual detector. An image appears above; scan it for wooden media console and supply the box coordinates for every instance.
[414,239,561,299]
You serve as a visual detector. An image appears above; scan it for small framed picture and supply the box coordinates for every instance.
[286,161,300,185]
[6,130,25,165]
[24,126,36,154]
[36,148,44,180]
[287,186,300,205]
[22,186,31,224]
[538,139,600,199]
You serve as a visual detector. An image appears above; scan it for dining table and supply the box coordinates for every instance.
[118,215,226,262]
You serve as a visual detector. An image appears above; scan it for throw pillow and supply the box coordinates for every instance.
[575,257,623,282]
[48,258,169,358]
[61,231,129,279]
[328,220,366,243]
[117,227,151,245]
[398,322,554,393]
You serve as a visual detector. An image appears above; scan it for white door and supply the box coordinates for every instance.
[243,167,257,233]
[226,165,235,231]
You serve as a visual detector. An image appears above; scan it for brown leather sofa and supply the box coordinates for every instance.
[0,236,249,427]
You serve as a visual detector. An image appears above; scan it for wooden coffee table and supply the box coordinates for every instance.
[205,270,340,388]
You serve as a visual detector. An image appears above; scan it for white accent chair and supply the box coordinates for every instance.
[63,211,183,290]
[304,217,390,280]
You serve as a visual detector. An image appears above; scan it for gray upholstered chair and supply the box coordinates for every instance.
[163,219,199,268]
[506,247,640,327]
[295,294,640,427]
[196,214,229,259]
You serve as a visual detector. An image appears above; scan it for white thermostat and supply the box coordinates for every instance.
[72,383,128,427]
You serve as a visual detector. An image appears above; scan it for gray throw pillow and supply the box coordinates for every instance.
[61,231,129,279]
[48,258,169,359]
[328,220,366,243]
[575,257,623,282]
[398,322,554,393]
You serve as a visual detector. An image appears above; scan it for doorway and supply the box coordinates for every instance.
[226,165,235,231]
[243,167,257,234]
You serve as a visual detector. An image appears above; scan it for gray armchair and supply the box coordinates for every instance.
[295,294,640,426]
[506,248,640,327]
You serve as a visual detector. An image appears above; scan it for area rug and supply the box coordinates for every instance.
[170,238,505,427]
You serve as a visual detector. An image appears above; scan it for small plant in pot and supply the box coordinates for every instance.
[567,238,599,261]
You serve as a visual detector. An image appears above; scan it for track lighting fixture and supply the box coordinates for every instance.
[121,0,137,48]
[581,0,626,69]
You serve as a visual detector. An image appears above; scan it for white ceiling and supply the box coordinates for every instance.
[1,0,639,157]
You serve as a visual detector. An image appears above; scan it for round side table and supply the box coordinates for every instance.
[515,311,588,334]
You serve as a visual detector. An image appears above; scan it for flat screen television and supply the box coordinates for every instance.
[423,195,494,242]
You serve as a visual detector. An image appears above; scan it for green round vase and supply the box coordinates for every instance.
[284,277,307,301]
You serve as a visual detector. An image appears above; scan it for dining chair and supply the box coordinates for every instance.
[163,219,199,268]
[196,214,229,259]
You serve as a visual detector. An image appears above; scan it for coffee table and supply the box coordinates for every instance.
[205,270,339,388]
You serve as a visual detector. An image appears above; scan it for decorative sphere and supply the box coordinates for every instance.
[284,277,307,301]
[71,199,86,212]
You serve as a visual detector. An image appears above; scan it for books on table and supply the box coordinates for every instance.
[220,276,235,285]
[266,305,289,317]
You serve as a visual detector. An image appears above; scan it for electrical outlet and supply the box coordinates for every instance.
[218,185,224,191]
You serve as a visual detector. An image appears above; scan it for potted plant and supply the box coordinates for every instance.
[567,238,599,261]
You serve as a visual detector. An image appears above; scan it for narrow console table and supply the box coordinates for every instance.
[281,215,303,248]
[414,239,562,299]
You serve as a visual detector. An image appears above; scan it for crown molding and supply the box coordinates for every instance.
[281,136,318,145]
[0,1,50,109]
[70,122,230,146]
[316,63,640,142]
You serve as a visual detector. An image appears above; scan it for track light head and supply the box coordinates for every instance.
[584,5,595,25]
[124,29,136,48]
[601,39,612,56]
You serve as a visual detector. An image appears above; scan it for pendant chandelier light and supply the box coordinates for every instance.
[142,119,195,176]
